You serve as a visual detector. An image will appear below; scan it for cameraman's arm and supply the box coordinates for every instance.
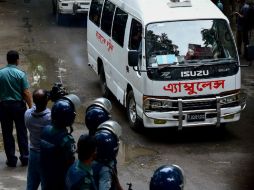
[23,89,32,108]
[233,11,243,17]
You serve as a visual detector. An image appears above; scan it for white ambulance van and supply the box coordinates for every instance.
[87,0,248,130]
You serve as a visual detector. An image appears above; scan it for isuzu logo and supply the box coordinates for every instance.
[181,70,209,77]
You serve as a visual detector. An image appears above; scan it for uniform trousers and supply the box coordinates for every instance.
[0,101,29,165]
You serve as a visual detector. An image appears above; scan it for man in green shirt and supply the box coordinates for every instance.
[65,134,97,190]
[0,50,32,167]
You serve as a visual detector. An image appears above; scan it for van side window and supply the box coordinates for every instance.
[129,19,142,50]
[101,0,115,36]
[89,0,104,26]
[112,8,128,47]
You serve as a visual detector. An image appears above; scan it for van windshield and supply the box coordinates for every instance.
[145,19,238,81]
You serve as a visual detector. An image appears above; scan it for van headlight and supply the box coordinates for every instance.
[143,97,173,112]
[220,94,239,105]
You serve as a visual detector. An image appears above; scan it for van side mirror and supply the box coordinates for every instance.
[245,45,254,62]
[128,50,139,67]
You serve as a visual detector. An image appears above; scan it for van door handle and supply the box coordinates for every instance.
[126,66,129,73]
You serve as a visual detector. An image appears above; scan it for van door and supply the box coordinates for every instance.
[110,7,128,104]
[99,0,116,95]
[126,19,143,113]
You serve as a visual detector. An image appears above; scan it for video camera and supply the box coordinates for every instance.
[47,83,68,102]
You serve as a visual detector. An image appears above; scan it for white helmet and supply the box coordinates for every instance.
[97,120,122,139]
[87,97,112,114]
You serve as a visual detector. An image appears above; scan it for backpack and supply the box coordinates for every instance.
[245,3,254,31]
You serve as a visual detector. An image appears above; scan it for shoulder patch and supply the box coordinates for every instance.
[63,134,75,143]
[84,177,92,184]
[61,134,76,152]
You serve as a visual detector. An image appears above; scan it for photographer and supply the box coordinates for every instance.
[25,89,51,190]
[233,0,250,56]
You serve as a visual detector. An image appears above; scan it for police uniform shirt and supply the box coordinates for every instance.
[40,126,76,190]
[65,160,97,190]
[0,64,30,101]
[92,160,116,190]
[237,3,250,31]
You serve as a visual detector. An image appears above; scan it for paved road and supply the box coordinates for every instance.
[0,0,254,190]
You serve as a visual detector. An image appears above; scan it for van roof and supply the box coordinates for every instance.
[110,0,228,25]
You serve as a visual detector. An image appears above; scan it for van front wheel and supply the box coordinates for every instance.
[126,90,142,130]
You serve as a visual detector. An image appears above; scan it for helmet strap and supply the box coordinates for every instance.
[68,125,74,134]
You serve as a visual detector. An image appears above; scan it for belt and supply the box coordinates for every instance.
[0,100,23,103]
[0,100,26,107]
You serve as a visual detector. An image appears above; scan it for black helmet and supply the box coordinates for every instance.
[94,129,119,162]
[51,99,76,128]
[150,165,184,190]
[85,106,111,135]
[51,94,80,128]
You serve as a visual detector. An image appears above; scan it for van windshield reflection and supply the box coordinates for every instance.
[146,19,237,71]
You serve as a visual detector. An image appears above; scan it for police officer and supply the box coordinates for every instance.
[0,50,32,167]
[234,0,250,56]
[150,164,185,190]
[40,94,81,190]
[85,97,112,136]
[65,134,97,190]
[92,120,123,190]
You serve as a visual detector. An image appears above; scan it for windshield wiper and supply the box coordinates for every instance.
[147,58,238,69]
[188,58,238,68]
[147,62,188,69]
[216,58,238,63]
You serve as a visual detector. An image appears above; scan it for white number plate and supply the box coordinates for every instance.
[187,113,205,122]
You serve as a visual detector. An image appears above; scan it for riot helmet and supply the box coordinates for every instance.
[85,106,111,135]
[150,165,184,190]
[88,97,112,114]
[62,94,81,109]
[51,94,80,128]
[94,129,119,162]
[97,120,122,139]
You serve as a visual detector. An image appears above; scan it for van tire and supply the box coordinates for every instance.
[99,67,110,97]
[126,90,142,130]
